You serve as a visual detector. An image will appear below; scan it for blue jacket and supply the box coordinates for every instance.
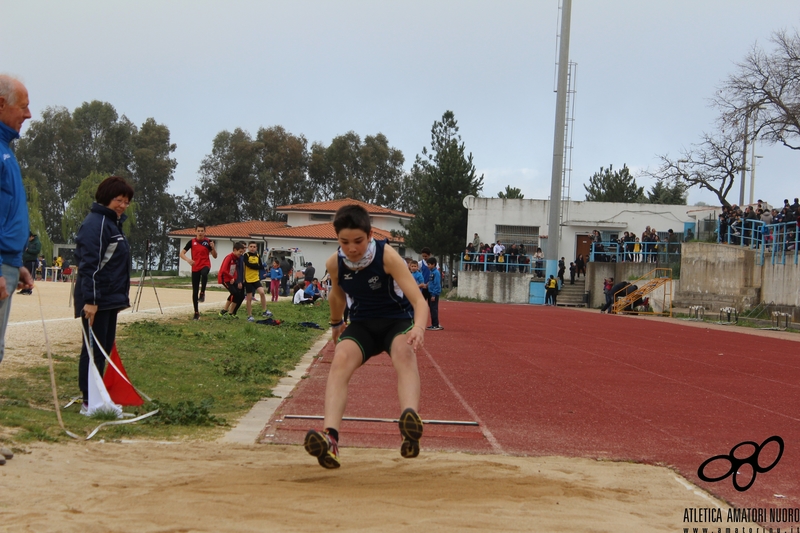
[73,203,131,315]
[428,268,442,296]
[0,122,29,275]
[269,266,283,280]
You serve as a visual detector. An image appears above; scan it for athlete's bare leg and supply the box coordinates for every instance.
[322,340,363,431]
[389,333,421,411]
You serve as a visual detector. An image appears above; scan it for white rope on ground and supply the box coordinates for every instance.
[80,326,159,440]
[36,286,81,440]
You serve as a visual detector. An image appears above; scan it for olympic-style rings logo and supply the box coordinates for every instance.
[697,436,784,492]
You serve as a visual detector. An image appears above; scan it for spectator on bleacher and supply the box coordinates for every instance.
[641,226,651,260]
[624,231,635,262]
[464,243,475,271]
[492,242,504,272]
[667,229,679,260]
[534,247,544,277]
[634,237,641,261]
[472,233,480,249]
[790,198,799,214]
[760,208,773,225]
[569,262,576,284]
[518,244,529,273]
[508,243,519,272]
[744,206,759,246]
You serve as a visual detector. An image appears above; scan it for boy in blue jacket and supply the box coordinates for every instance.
[425,257,443,330]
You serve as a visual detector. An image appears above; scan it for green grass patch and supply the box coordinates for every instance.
[0,301,330,443]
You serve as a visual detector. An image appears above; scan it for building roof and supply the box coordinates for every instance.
[169,220,403,243]
[251,222,402,243]
[276,198,413,219]
[168,221,287,238]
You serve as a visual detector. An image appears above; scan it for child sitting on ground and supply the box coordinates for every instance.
[293,282,314,305]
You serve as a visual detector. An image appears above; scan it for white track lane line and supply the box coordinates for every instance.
[421,346,504,453]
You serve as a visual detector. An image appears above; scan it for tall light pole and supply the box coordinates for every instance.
[546,0,572,263]
[739,104,764,205]
[749,153,763,205]
[738,109,750,206]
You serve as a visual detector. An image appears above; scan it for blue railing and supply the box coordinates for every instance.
[589,241,682,264]
[759,221,799,265]
[459,253,538,275]
[716,219,799,265]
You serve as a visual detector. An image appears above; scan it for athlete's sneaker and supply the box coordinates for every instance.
[263,310,273,317]
[193,312,200,321]
[398,407,423,459]
[198,292,205,303]
[425,326,436,331]
[432,325,444,331]
[230,313,239,319]
[247,316,255,322]
[79,402,89,416]
[304,429,340,469]
[218,310,228,318]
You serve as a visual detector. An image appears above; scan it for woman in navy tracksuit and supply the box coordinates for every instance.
[73,177,134,410]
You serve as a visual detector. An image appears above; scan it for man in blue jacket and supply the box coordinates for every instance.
[0,74,34,367]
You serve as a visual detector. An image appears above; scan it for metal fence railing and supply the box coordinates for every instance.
[717,219,799,265]
[589,241,682,264]
[459,253,539,275]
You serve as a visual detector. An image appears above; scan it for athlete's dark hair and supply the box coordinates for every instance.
[95,176,134,206]
[195,224,206,230]
[248,241,258,246]
[333,204,371,234]
[420,247,431,255]
[426,256,437,266]
[233,242,246,251]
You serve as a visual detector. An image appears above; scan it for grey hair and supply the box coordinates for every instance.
[0,74,22,105]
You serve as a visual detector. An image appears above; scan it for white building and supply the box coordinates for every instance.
[464,196,720,260]
[169,198,413,278]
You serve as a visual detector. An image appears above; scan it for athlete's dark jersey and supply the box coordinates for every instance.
[337,239,413,321]
[183,238,213,272]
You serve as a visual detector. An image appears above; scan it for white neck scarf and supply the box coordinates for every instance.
[339,238,376,270]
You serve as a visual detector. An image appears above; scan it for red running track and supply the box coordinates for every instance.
[264,301,800,515]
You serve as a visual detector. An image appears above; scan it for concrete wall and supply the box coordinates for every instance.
[585,261,675,308]
[458,271,531,304]
[754,261,800,308]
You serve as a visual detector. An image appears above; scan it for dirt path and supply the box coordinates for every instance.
[0,281,751,532]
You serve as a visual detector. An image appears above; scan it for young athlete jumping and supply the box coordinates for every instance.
[304,204,429,469]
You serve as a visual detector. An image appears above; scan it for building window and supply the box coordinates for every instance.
[494,225,539,248]
[310,213,333,221]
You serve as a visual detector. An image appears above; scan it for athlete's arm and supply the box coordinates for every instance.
[209,239,217,259]
[179,240,194,266]
[325,253,347,343]
[383,245,428,350]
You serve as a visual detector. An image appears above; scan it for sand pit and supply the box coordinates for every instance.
[0,281,746,532]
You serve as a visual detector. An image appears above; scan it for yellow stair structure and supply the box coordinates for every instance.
[611,268,673,316]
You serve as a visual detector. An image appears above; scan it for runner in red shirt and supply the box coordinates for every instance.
[179,224,217,320]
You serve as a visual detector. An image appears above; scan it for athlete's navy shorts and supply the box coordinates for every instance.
[339,318,414,364]
[244,281,263,295]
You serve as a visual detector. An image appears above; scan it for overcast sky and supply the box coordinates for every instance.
[3,0,798,207]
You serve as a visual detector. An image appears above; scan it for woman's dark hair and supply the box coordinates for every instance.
[333,204,371,234]
[95,176,134,206]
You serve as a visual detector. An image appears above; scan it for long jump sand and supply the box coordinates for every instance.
[0,280,754,532]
